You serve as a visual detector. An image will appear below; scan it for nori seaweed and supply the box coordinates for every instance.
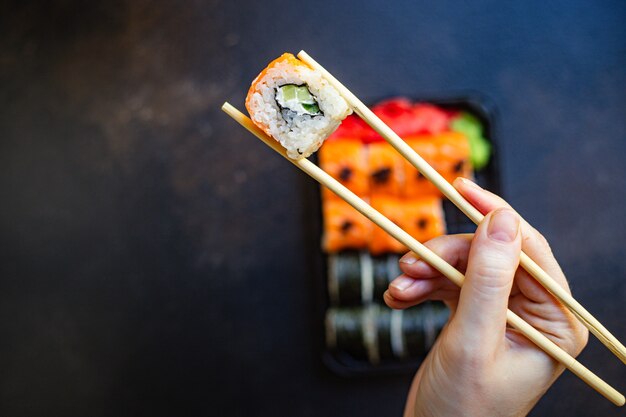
[335,252,362,306]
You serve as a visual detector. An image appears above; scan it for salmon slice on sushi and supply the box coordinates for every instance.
[402,138,441,198]
[367,142,404,197]
[369,197,408,255]
[245,53,352,159]
[402,197,446,243]
[319,139,369,200]
[322,199,372,253]
[434,131,473,184]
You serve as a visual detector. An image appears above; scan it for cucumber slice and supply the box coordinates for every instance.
[280,84,298,101]
[302,103,320,114]
[276,84,322,116]
[295,85,316,104]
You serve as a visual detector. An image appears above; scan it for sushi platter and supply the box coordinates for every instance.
[314,96,500,375]
[223,51,626,404]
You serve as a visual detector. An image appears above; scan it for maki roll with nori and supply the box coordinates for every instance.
[328,253,401,306]
[322,199,372,252]
[367,142,404,197]
[325,308,369,361]
[372,305,394,360]
[372,254,401,301]
[373,304,448,361]
[372,255,391,301]
[245,53,352,159]
[319,139,369,200]
[325,303,450,364]
[327,252,374,306]
[325,305,382,364]
[403,303,449,357]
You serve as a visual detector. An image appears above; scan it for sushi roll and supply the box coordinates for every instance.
[389,308,406,358]
[369,197,408,255]
[319,139,369,200]
[370,197,445,254]
[326,303,449,364]
[372,255,390,302]
[322,199,372,253]
[362,304,380,364]
[402,137,441,198]
[434,131,473,184]
[328,252,361,306]
[372,305,394,360]
[373,304,448,361]
[367,142,404,197]
[327,253,400,306]
[325,306,379,363]
[326,304,380,364]
[403,197,446,243]
[245,53,352,159]
[403,303,449,357]
[372,254,401,301]
[327,252,374,306]
[325,308,369,361]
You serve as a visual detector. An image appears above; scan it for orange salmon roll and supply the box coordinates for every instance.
[367,142,403,197]
[245,53,351,159]
[369,197,407,255]
[319,140,369,200]
[403,198,446,243]
[434,132,472,184]
[323,199,372,253]
[402,138,441,198]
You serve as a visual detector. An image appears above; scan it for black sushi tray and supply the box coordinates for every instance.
[303,94,502,377]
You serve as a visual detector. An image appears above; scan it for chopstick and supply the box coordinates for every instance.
[297,50,626,365]
[222,102,624,406]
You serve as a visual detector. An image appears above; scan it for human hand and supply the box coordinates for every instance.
[384,178,588,417]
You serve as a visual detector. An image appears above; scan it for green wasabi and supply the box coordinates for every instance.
[450,112,491,171]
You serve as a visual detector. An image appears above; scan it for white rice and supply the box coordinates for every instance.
[247,60,352,159]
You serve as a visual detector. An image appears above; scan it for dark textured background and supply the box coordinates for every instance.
[0,1,625,416]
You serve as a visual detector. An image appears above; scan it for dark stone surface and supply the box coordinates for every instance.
[0,1,624,416]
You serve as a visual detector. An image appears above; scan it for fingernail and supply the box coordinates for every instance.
[488,209,519,242]
[399,253,418,265]
[391,276,416,291]
[459,177,481,189]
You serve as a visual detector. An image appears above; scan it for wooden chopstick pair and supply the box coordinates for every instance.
[221,52,625,405]
[222,102,623,405]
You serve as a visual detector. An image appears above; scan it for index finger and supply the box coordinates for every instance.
[453,177,570,294]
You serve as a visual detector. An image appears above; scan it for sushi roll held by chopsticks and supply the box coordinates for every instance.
[245,53,352,159]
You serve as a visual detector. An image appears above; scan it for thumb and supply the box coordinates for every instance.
[451,208,521,351]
